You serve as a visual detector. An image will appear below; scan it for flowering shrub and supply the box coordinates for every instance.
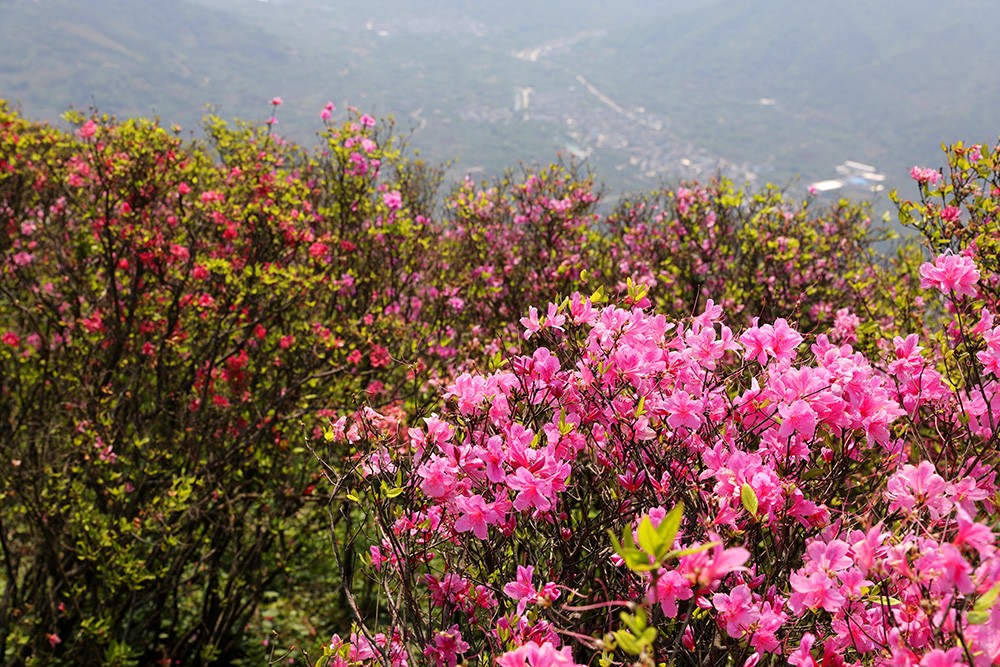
[603,180,913,334]
[0,102,463,664]
[1,97,996,666]
[321,145,1000,667]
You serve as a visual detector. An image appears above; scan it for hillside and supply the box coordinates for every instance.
[1,0,998,196]
[564,0,1000,190]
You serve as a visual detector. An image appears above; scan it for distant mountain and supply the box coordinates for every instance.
[559,0,1000,190]
[0,0,294,127]
[1,0,998,198]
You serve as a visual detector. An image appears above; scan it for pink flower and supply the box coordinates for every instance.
[910,166,941,186]
[369,344,391,368]
[497,641,583,667]
[360,114,376,127]
[452,494,502,540]
[504,564,537,615]
[739,318,802,365]
[953,507,994,557]
[417,457,458,499]
[915,543,974,594]
[651,569,693,617]
[684,538,749,590]
[12,251,34,267]
[664,390,704,431]
[520,307,542,339]
[76,120,97,139]
[919,252,980,298]
[713,584,756,638]
[919,647,966,667]
[309,241,329,260]
[788,570,845,613]
[270,96,283,106]
[885,460,950,520]
[424,626,469,667]
[506,467,553,513]
[383,190,403,210]
[940,206,962,223]
[446,373,488,416]
[832,308,860,343]
[788,633,818,667]
[803,539,853,574]
[778,399,817,440]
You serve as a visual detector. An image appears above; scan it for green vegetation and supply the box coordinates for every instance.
[0,99,921,665]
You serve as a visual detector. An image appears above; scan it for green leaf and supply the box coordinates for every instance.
[612,630,641,656]
[656,503,683,553]
[614,608,656,656]
[636,516,660,560]
[622,549,658,572]
[623,606,647,631]
[668,541,720,559]
[974,581,1000,613]
[741,482,759,518]
[608,528,624,556]
[968,610,990,625]
[611,527,655,570]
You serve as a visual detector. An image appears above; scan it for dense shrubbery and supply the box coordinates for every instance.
[0,98,993,667]
[329,142,1000,667]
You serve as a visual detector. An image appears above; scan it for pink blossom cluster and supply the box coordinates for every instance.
[910,166,942,186]
[326,227,1000,666]
[919,251,980,298]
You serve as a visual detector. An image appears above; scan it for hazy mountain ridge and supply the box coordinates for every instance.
[1,0,292,125]
[2,0,998,197]
[564,0,1000,189]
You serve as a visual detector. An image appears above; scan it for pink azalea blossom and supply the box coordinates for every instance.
[788,570,846,614]
[383,190,403,210]
[76,120,97,139]
[910,166,941,185]
[919,252,980,298]
[788,633,818,667]
[713,584,756,638]
[885,461,950,520]
[497,641,583,667]
[650,568,693,617]
[423,626,469,667]
[778,399,818,440]
[452,494,503,539]
[664,390,704,430]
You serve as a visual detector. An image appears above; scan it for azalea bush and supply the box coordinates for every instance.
[319,143,1000,667]
[0,101,466,665]
[0,97,991,667]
